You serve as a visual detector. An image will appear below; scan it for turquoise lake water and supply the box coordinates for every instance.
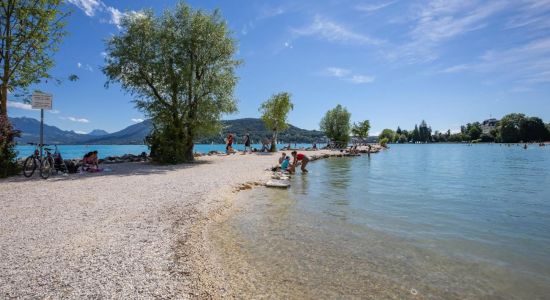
[211,144,550,299]
[15,143,320,159]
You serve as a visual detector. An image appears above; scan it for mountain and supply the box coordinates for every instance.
[10,117,326,145]
[10,117,87,144]
[88,129,109,136]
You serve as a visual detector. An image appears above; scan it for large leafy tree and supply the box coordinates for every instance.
[0,0,67,177]
[103,2,240,163]
[351,120,370,143]
[0,0,67,116]
[520,117,548,142]
[500,113,525,143]
[259,92,293,152]
[320,104,351,146]
[379,129,396,143]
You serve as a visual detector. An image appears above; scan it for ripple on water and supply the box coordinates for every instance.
[210,144,550,299]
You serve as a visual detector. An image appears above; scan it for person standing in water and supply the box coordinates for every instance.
[243,132,251,154]
[291,150,309,173]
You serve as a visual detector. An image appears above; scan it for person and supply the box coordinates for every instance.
[226,133,234,154]
[261,138,270,152]
[312,143,317,150]
[291,150,309,173]
[281,156,291,172]
[243,132,251,154]
[82,150,99,172]
[279,152,287,164]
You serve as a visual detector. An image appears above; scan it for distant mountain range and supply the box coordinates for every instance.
[10,117,326,145]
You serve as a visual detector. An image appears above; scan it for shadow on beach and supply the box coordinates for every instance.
[1,160,213,184]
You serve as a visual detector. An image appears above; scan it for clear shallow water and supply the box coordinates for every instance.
[211,144,550,299]
[14,143,320,159]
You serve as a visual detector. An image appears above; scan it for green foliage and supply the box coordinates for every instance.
[0,0,68,116]
[0,115,20,177]
[379,129,396,143]
[500,113,525,143]
[466,122,482,141]
[519,117,549,142]
[398,134,407,143]
[379,137,389,147]
[103,1,239,163]
[351,120,370,142]
[320,104,351,144]
[259,92,293,152]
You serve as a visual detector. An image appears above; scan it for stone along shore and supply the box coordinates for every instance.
[0,147,381,298]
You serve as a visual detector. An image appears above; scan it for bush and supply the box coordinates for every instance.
[0,116,21,178]
[379,137,389,148]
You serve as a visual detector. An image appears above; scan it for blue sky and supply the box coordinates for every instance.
[7,0,550,135]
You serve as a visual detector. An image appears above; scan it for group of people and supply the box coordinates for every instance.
[225,133,253,154]
[278,151,309,173]
[82,150,101,172]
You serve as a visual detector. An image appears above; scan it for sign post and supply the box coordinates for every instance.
[31,92,53,157]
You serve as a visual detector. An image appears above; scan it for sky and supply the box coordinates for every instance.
[7,0,550,135]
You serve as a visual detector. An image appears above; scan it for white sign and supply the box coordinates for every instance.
[31,92,53,110]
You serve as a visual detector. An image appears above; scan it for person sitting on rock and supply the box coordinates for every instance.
[281,156,291,172]
[82,151,100,172]
[291,150,309,173]
[278,152,287,164]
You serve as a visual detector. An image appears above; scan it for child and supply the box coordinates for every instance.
[281,156,291,172]
[278,152,287,164]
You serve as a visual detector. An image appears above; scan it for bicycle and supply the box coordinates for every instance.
[22,143,56,179]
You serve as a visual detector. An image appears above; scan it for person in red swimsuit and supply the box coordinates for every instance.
[291,150,309,173]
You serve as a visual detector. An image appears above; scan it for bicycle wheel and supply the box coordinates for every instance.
[40,157,54,179]
[23,156,37,178]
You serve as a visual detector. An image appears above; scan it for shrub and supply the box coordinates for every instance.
[0,116,20,178]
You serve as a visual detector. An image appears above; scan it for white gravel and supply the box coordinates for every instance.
[0,152,303,299]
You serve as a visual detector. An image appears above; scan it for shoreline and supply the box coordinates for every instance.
[185,149,383,297]
[0,149,364,298]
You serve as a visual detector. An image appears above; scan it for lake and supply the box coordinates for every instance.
[14,143,321,159]
[210,144,550,299]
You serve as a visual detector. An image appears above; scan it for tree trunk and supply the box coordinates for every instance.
[0,83,7,116]
[183,135,194,162]
[270,130,277,152]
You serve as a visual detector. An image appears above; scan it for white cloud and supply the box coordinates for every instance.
[349,75,375,84]
[284,41,293,49]
[68,0,140,30]
[293,15,383,46]
[7,101,33,110]
[74,130,87,134]
[67,0,102,17]
[67,116,90,123]
[441,37,550,85]
[131,118,144,123]
[77,62,93,72]
[325,67,351,78]
[393,0,508,63]
[106,6,123,28]
[323,67,375,84]
[48,109,60,114]
[355,1,397,13]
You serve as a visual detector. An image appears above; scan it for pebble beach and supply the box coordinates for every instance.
[0,150,341,299]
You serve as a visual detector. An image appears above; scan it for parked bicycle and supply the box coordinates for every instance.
[23,143,66,179]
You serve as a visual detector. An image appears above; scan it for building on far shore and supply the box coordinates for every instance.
[481,118,498,134]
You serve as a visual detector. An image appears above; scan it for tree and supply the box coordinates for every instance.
[320,104,351,146]
[467,122,482,141]
[418,120,431,142]
[0,0,67,116]
[1,0,67,176]
[520,117,548,142]
[500,113,526,143]
[103,2,239,163]
[259,92,293,152]
[351,120,370,143]
[379,137,389,147]
[379,129,396,143]
[412,124,420,142]
[396,126,402,135]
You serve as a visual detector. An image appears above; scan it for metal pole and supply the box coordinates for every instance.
[40,108,44,158]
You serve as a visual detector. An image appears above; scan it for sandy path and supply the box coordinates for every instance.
[0,151,309,299]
